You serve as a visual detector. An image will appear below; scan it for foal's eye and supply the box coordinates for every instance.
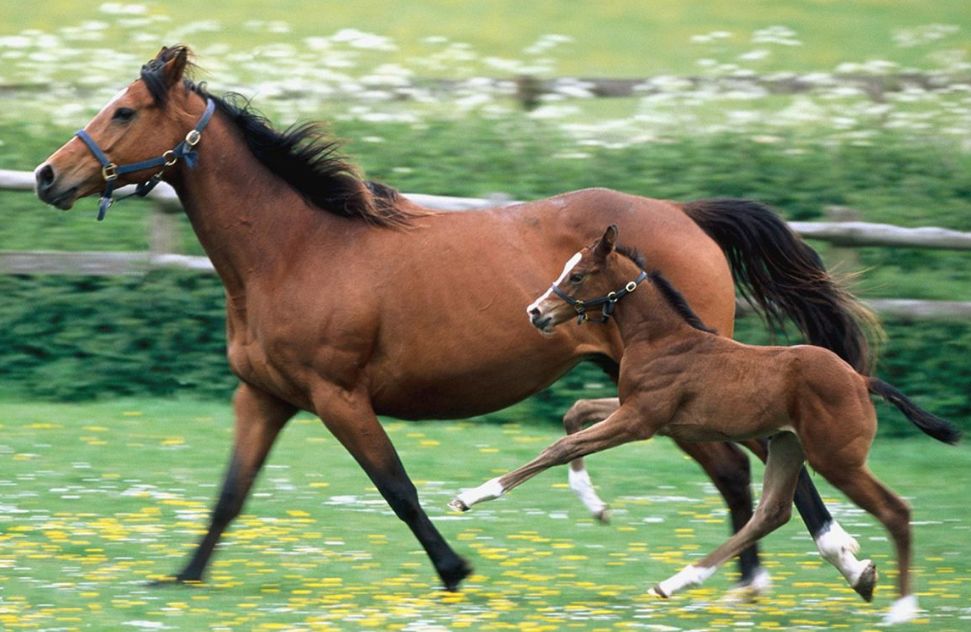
[112,107,136,123]
[569,273,584,284]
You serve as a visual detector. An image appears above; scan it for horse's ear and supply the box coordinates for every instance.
[158,46,189,88]
[595,224,619,257]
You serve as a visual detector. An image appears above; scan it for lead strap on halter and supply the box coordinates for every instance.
[552,270,649,324]
[74,98,216,221]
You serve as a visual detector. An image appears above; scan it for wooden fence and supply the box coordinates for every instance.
[2,168,969,319]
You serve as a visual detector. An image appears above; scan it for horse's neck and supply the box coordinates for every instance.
[607,266,697,347]
[168,114,338,297]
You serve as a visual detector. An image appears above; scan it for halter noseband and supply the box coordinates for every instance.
[551,269,648,324]
[74,98,216,221]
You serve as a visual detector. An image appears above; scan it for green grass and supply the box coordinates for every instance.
[3,0,969,76]
[1,398,969,630]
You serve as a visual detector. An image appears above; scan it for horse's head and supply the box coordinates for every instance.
[35,45,206,217]
[528,224,645,333]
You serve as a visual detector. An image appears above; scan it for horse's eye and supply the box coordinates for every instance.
[112,107,136,123]
[569,273,584,284]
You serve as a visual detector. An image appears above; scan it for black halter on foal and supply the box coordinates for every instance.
[552,270,649,324]
[75,98,216,221]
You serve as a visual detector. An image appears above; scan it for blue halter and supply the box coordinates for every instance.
[74,98,216,220]
[552,270,648,324]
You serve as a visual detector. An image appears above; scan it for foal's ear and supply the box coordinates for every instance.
[595,224,619,257]
[157,46,189,87]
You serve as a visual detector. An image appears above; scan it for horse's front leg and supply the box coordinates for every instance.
[162,383,296,583]
[312,383,471,591]
[562,397,619,522]
[450,405,647,511]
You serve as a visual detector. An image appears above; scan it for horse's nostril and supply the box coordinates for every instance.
[529,307,541,317]
[36,164,55,190]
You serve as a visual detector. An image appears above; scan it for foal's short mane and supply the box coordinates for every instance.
[140,46,417,228]
[615,245,717,334]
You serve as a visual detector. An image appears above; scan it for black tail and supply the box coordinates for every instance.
[868,378,962,444]
[682,198,883,375]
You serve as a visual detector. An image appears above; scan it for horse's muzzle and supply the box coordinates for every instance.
[34,163,77,210]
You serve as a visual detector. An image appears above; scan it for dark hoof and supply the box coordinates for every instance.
[441,557,473,592]
[648,584,669,598]
[594,507,610,524]
[148,575,203,588]
[448,498,469,512]
[852,561,878,602]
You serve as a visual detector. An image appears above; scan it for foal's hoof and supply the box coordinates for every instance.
[722,567,771,603]
[440,557,474,592]
[594,507,611,524]
[448,498,469,513]
[647,584,669,599]
[852,560,877,602]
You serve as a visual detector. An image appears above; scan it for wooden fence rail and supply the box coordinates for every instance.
[2,168,969,319]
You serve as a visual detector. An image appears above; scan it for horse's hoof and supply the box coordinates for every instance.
[647,584,669,599]
[448,498,469,513]
[883,594,919,625]
[147,575,202,588]
[594,507,610,524]
[852,560,877,602]
[441,558,473,592]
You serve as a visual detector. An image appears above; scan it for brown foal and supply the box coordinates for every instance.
[450,225,960,625]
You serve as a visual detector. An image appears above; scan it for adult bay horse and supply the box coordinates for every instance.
[450,225,960,624]
[34,46,878,592]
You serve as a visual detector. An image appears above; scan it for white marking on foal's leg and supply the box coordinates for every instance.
[883,594,919,625]
[448,477,505,512]
[568,467,608,521]
[526,251,582,314]
[814,520,875,597]
[649,564,716,598]
[722,566,772,602]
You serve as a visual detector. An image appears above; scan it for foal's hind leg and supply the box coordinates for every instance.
[562,398,618,522]
[651,433,804,598]
[814,463,916,624]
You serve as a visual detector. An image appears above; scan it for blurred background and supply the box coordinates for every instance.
[1,3,971,630]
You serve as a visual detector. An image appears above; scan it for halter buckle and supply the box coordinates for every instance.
[625,281,638,292]
[101,163,118,181]
[185,129,202,146]
[607,291,618,303]
[162,149,179,166]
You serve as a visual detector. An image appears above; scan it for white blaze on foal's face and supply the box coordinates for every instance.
[527,251,583,319]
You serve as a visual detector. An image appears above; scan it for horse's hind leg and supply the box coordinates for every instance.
[164,384,296,583]
[562,397,618,522]
[814,463,915,624]
[744,439,869,595]
[651,432,804,598]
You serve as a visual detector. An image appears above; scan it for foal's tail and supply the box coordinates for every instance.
[868,378,962,444]
[682,198,883,375]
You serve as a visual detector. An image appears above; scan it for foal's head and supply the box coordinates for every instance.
[35,45,199,211]
[527,225,644,333]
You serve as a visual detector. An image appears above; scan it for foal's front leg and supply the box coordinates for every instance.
[450,405,647,511]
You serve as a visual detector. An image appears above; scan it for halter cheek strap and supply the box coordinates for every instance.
[75,98,216,221]
[552,270,648,324]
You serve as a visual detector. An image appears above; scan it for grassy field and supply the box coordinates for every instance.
[1,398,969,630]
[3,0,970,76]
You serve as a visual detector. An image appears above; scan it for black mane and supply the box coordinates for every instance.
[616,246,716,334]
[140,47,414,228]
